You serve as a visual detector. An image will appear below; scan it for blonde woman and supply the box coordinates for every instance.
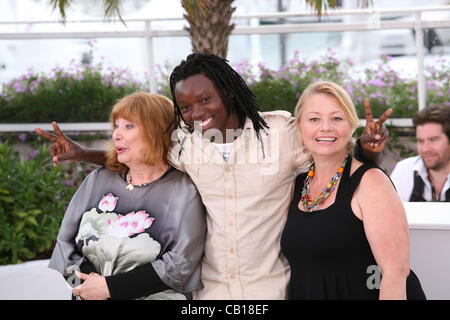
[281,81,425,300]
[47,92,206,300]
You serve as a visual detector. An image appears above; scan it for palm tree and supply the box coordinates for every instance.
[182,0,235,59]
[49,0,372,58]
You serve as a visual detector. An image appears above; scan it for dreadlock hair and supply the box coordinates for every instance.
[169,53,269,135]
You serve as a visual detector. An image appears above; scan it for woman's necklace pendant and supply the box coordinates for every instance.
[126,172,135,191]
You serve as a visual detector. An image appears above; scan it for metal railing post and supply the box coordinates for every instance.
[250,17,262,67]
[415,11,426,110]
[145,20,157,93]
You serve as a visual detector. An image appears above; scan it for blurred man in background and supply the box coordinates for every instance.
[391,105,450,202]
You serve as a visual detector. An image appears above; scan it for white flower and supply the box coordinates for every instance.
[77,221,99,241]
[98,193,118,212]
[82,234,161,277]
[115,233,161,274]
[82,235,122,277]
[75,208,117,243]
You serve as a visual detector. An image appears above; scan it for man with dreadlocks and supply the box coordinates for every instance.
[36,53,391,300]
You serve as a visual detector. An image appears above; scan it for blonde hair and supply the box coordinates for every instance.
[294,81,359,156]
[105,92,176,171]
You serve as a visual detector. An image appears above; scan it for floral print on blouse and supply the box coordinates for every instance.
[75,193,185,300]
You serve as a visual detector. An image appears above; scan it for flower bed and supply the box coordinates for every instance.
[2,51,449,123]
[0,61,144,123]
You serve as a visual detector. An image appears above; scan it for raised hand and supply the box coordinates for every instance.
[35,122,85,166]
[360,99,393,153]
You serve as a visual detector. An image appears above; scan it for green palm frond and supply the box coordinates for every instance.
[103,0,125,24]
[49,0,72,23]
[181,0,209,18]
[49,0,125,25]
[305,0,373,17]
[304,0,337,17]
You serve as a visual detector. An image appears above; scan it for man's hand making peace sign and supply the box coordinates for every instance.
[35,122,86,166]
[359,98,393,154]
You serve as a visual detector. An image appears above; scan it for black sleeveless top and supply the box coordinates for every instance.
[281,157,426,300]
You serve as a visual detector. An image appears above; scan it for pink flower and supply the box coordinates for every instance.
[98,193,118,212]
[107,210,155,238]
[367,79,385,87]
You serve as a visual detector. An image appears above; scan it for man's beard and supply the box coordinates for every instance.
[423,156,446,171]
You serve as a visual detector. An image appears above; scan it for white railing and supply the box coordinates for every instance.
[1,6,450,132]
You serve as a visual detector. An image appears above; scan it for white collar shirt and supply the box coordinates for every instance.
[390,155,450,202]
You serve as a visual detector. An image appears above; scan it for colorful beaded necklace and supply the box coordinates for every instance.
[300,155,348,212]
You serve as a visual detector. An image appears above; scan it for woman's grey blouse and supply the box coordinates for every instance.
[48,166,206,293]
